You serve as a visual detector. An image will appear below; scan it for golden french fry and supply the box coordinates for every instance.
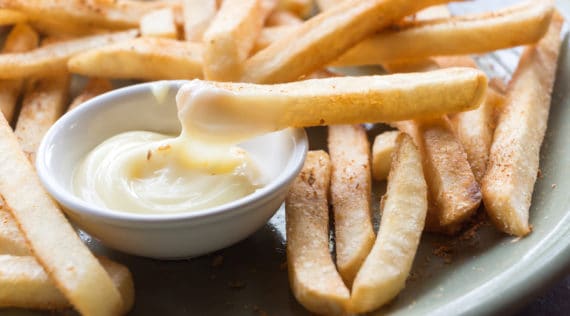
[29,18,106,37]
[0,255,134,313]
[0,0,178,29]
[177,68,487,143]
[430,56,497,183]
[286,150,349,315]
[252,25,295,54]
[315,0,341,11]
[334,1,554,66]
[140,8,177,39]
[266,9,303,26]
[328,124,375,287]
[0,29,137,79]
[182,0,217,42]
[0,113,123,315]
[350,133,427,313]
[0,8,25,25]
[0,203,29,256]
[372,130,400,181]
[14,72,70,163]
[68,78,113,112]
[203,0,274,81]
[449,88,505,183]
[68,37,203,80]
[482,12,563,236]
[242,0,452,83]
[0,23,38,122]
[277,0,313,17]
[382,58,439,74]
[397,117,481,234]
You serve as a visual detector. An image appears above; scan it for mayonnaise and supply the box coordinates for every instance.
[73,81,268,215]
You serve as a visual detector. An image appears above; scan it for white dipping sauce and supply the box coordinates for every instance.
[73,80,275,215]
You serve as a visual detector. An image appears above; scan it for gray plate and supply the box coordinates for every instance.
[4,1,570,315]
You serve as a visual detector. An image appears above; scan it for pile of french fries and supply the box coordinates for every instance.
[0,0,564,314]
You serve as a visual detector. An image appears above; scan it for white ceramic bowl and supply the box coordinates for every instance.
[36,80,308,259]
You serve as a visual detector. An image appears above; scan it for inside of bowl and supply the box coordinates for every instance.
[42,81,303,200]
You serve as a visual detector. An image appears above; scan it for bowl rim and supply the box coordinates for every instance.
[36,80,308,225]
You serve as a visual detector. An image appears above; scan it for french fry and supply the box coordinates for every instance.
[0,29,137,79]
[182,0,217,42]
[350,133,427,313]
[315,0,342,12]
[266,9,303,26]
[0,0,178,30]
[489,77,507,95]
[0,8,25,25]
[285,150,349,315]
[203,0,274,81]
[29,19,106,37]
[14,72,70,163]
[334,1,554,66]
[0,255,134,313]
[0,23,38,122]
[429,56,498,183]
[450,88,506,183]
[328,124,375,287]
[252,25,295,54]
[482,12,563,236]
[242,0,452,83]
[177,68,487,143]
[68,78,113,112]
[372,130,400,181]
[277,0,313,17]
[0,202,29,256]
[140,8,177,39]
[0,111,123,315]
[396,117,481,234]
[68,37,203,80]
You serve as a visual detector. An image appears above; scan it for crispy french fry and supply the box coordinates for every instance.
[0,23,38,122]
[68,37,203,80]
[242,0,452,83]
[430,56,497,183]
[372,130,400,181]
[334,1,554,66]
[449,88,506,183]
[0,0,178,30]
[350,133,427,313]
[29,19,106,37]
[396,117,481,234]
[252,25,295,54]
[328,124,375,287]
[68,78,113,112]
[482,12,563,236]
[177,68,487,143]
[0,202,29,256]
[315,0,341,12]
[14,72,70,163]
[266,9,303,26]
[0,8,25,25]
[0,255,134,313]
[0,29,137,79]
[286,150,349,315]
[0,111,123,315]
[182,0,217,42]
[382,58,439,74]
[203,0,274,81]
[277,0,313,17]
[140,8,177,39]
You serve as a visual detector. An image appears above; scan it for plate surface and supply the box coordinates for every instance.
[4,1,570,315]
